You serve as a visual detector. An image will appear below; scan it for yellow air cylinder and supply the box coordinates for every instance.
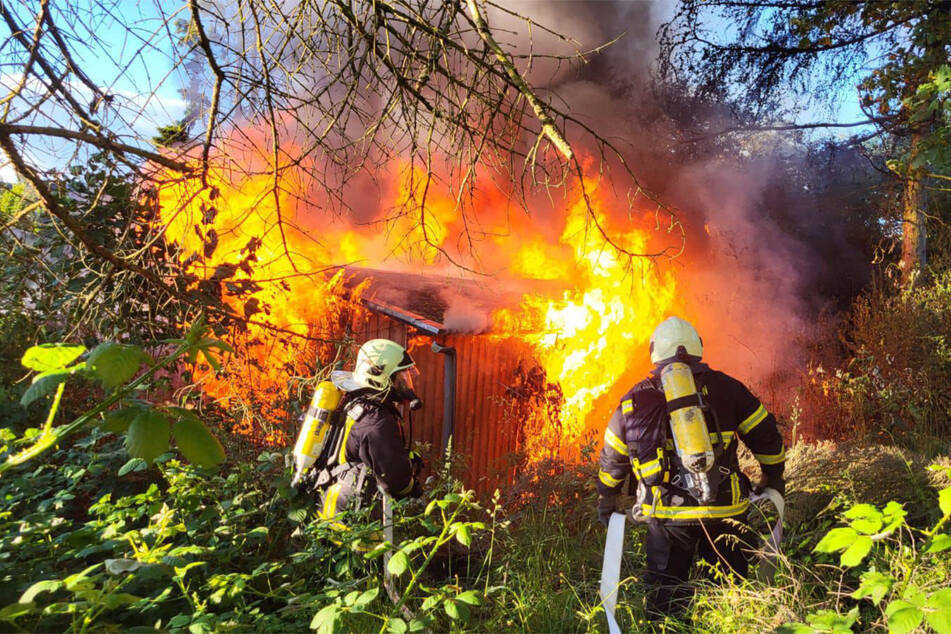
[291,381,343,486]
[660,362,714,475]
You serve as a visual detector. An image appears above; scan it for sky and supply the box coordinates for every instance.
[0,0,872,183]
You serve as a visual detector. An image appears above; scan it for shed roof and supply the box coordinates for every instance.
[341,266,538,335]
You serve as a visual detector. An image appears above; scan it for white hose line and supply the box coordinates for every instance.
[599,512,626,634]
[749,487,785,581]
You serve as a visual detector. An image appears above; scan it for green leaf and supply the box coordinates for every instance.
[840,535,873,567]
[102,407,143,434]
[845,504,884,534]
[886,600,924,634]
[407,616,431,632]
[118,457,148,477]
[814,527,858,554]
[171,410,225,468]
[928,534,951,554]
[386,617,408,634]
[444,599,462,621]
[882,501,908,532]
[20,579,63,603]
[20,370,69,406]
[87,342,151,390]
[387,551,410,576]
[455,524,472,547]
[309,604,338,633]
[939,486,951,518]
[926,589,951,634]
[353,587,379,608]
[21,344,86,372]
[0,601,35,620]
[851,571,894,606]
[125,409,170,463]
[456,590,483,606]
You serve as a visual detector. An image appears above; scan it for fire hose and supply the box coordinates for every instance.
[598,488,784,633]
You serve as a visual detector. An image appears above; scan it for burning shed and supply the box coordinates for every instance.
[343,268,550,492]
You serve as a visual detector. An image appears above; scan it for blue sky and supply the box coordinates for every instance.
[0,1,873,182]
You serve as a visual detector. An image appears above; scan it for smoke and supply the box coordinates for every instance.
[486,1,871,396]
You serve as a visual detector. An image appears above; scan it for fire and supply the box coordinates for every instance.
[156,135,676,454]
[492,179,675,457]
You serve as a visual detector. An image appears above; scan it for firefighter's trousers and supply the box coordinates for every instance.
[644,516,753,618]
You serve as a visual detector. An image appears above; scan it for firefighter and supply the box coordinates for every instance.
[315,338,423,521]
[596,316,785,619]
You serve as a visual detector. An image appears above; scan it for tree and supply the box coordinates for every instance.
[659,0,951,284]
[0,0,678,336]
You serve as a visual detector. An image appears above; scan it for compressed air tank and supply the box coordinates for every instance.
[660,362,715,502]
[291,381,343,487]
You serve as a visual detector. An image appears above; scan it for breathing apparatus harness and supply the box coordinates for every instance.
[291,374,423,508]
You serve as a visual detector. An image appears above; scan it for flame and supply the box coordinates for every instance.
[491,179,675,458]
[156,135,675,454]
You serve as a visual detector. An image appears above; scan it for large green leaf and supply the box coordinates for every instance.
[926,589,951,634]
[939,486,951,518]
[387,551,409,576]
[886,600,924,634]
[20,370,69,407]
[170,409,225,468]
[87,342,152,390]
[840,535,873,568]
[21,343,86,372]
[101,406,144,434]
[814,527,857,554]
[851,571,894,606]
[125,409,170,463]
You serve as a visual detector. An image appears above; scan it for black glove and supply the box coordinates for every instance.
[598,495,617,527]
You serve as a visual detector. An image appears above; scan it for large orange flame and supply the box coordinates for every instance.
[156,137,675,454]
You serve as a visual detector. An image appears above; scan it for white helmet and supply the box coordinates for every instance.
[649,316,703,364]
[352,339,415,391]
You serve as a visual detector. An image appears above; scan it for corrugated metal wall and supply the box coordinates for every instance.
[353,313,527,492]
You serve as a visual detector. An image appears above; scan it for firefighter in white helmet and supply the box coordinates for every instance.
[310,338,423,521]
[596,316,785,619]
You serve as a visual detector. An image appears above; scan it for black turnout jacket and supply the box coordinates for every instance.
[597,363,785,523]
[318,394,417,520]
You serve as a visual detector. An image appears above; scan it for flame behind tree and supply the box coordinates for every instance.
[157,127,676,451]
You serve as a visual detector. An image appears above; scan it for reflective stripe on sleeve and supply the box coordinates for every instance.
[730,472,740,505]
[599,470,623,488]
[754,448,786,465]
[621,399,634,414]
[738,404,768,434]
[604,428,629,456]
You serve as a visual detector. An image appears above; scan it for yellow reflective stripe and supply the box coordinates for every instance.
[712,431,734,447]
[337,416,357,464]
[754,448,786,465]
[397,476,415,496]
[642,499,750,520]
[319,483,343,520]
[638,459,661,479]
[599,470,623,487]
[604,428,628,456]
[738,404,768,434]
[621,399,634,414]
[730,472,740,505]
[664,439,674,450]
